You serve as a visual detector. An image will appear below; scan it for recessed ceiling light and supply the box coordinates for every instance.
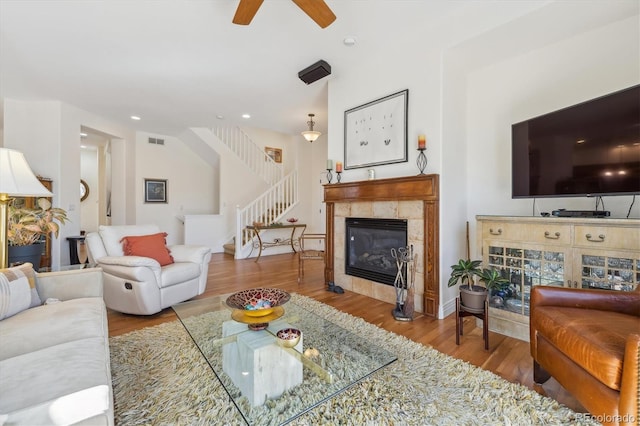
[216,115,224,120]
[130,115,141,121]
[242,114,251,119]
[343,37,357,46]
[576,139,586,144]
[80,132,88,138]
[80,145,87,149]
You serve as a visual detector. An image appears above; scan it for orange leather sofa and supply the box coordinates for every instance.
[530,286,640,426]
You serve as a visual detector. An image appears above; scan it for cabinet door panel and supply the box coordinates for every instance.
[574,249,640,291]
[484,241,570,318]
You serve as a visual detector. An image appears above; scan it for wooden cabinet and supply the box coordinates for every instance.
[477,215,639,341]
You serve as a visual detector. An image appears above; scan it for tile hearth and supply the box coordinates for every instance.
[334,200,426,312]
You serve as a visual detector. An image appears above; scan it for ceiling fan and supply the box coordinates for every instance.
[233,0,336,28]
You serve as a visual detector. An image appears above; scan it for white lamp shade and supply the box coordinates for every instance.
[0,148,52,196]
[301,131,322,142]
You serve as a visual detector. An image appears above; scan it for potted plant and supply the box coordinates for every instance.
[7,198,68,267]
[447,258,486,310]
[479,268,511,292]
[479,268,511,308]
[478,268,510,292]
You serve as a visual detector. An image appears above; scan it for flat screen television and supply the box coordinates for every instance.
[512,84,640,198]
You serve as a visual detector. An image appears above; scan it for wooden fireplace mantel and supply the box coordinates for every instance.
[324,174,440,317]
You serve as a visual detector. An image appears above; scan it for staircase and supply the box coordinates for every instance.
[211,127,299,259]
[222,201,288,255]
[211,127,282,185]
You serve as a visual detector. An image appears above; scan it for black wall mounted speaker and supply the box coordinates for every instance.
[298,60,331,84]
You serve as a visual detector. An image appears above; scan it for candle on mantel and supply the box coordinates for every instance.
[336,161,343,172]
[418,135,426,150]
[327,159,333,170]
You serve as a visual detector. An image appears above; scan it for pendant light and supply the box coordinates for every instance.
[301,113,321,142]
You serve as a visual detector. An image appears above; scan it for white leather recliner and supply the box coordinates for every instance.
[85,224,211,315]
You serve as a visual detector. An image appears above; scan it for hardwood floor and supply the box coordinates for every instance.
[107,252,586,413]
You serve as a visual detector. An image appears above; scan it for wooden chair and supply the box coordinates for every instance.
[298,233,325,283]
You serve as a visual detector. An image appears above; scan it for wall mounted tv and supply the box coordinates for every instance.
[512,84,640,198]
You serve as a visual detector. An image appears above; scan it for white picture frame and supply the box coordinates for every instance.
[344,89,408,170]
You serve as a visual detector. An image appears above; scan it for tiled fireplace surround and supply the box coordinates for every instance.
[324,175,440,317]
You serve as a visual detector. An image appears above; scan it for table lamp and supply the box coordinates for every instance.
[0,148,53,268]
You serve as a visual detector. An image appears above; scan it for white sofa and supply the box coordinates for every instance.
[0,267,113,425]
[86,224,212,315]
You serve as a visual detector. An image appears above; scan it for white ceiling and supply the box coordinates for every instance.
[1,1,638,137]
[0,0,490,136]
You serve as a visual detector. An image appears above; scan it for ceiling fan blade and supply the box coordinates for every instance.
[291,0,336,28]
[233,0,264,25]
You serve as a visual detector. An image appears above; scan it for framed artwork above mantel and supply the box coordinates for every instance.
[344,89,408,170]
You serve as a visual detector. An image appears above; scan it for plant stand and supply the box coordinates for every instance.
[391,245,416,321]
[455,297,489,350]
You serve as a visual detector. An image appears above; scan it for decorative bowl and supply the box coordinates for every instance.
[226,288,291,318]
[231,306,285,325]
[276,328,301,348]
[287,218,298,223]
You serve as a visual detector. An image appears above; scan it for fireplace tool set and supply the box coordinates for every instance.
[391,245,416,321]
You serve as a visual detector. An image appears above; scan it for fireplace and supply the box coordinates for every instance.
[345,217,408,286]
[324,175,440,317]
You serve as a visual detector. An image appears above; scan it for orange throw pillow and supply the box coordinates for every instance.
[121,232,174,266]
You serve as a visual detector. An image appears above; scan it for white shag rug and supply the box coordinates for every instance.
[109,293,597,425]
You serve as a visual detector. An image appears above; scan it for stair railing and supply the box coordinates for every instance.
[235,170,299,257]
[212,127,282,185]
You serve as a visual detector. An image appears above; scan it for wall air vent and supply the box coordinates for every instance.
[148,137,165,145]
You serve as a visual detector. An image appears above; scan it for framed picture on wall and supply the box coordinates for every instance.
[344,89,408,170]
[144,178,167,203]
[265,146,282,163]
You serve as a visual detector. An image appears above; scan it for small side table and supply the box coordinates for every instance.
[66,235,86,265]
[246,224,306,262]
[455,297,489,350]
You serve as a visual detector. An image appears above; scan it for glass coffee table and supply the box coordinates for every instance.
[173,295,397,425]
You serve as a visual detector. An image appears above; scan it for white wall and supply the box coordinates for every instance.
[135,132,216,245]
[3,99,136,267]
[242,127,295,175]
[465,15,640,258]
[325,5,543,317]
[3,1,637,301]
[80,147,99,233]
[176,127,316,254]
[307,133,328,233]
[326,3,639,318]
[241,127,324,233]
